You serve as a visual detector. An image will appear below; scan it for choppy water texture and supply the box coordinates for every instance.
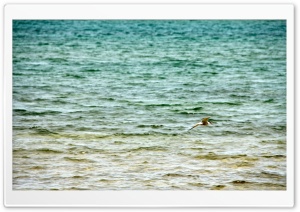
[13,20,286,190]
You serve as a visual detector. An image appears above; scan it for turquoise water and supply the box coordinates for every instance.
[13,20,286,190]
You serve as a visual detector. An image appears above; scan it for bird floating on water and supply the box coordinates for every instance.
[189,117,211,130]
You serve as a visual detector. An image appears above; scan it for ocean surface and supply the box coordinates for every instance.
[12,20,286,190]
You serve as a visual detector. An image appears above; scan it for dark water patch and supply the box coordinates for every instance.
[234,162,255,167]
[220,130,240,135]
[271,125,286,131]
[188,182,205,187]
[263,98,275,103]
[102,97,115,101]
[13,72,26,76]
[260,171,285,179]
[202,71,218,75]
[171,106,203,114]
[98,179,112,182]
[113,141,126,145]
[13,148,27,153]
[195,152,248,160]
[194,140,205,144]
[163,173,185,177]
[14,85,53,89]
[114,132,175,137]
[163,173,195,178]
[75,126,94,131]
[189,106,203,111]
[47,57,68,63]
[211,185,226,190]
[188,147,205,151]
[258,183,286,189]
[262,155,285,159]
[36,148,63,154]
[253,67,269,72]
[126,81,147,86]
[72,175,85,179]
[275,140,286,144]
[67,187,90,190]
[29,166,45,170]
[13,149,30,159]
[13,175,31,179]
[50,99,69,104]
[137,124,164,129]
[229,94,250,98]
[65,73,85,79]
[38,42,49,46]
[232,180,249,184]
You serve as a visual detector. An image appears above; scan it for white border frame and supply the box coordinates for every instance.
[3,4,294,207]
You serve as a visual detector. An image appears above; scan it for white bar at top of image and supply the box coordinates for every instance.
[4,4,293,20]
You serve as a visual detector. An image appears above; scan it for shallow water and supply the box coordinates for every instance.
[13,20,286,190]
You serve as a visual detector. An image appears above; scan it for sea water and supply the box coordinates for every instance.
[12,20,286,190]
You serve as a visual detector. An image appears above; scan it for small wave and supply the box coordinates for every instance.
[67,146,107,154]
[116,131,181,137]
[229,94,250,98]
[260,171,285,179]
[81,69,101,72]
[202,71,218,75]
[30,126,58,135]
[163,173,195,178]
[63,157,93,163]
[173,110,202,115]
[231,180,249,184]
[13,148,27,153]
[13,109,61,116]
[129,146,168,152]
[144,103,183,107]
[47,57,68,63]
[190,106,203,111]
[212,102,243,106]
[163,173,185,177]
[137,124,164,129]
[113,141,126,145]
